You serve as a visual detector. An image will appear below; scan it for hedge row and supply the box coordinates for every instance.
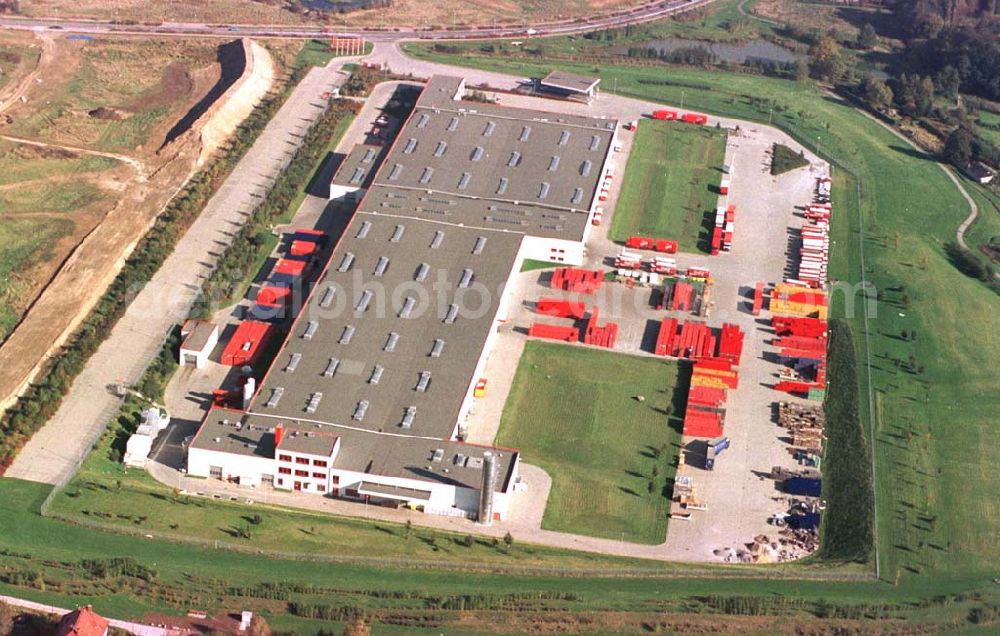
[194,99,360,313]
[818,319,875,562]
[0,61,307,472]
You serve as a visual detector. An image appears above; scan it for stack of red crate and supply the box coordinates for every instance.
[672,282,694,311]
[551,267,603,294]
[535,297,588,320]
[528,323,579,342]
[717,323,745,365]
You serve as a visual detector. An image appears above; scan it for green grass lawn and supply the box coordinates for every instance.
[496,342,687,543]
[295,38,374,68]
[974,110,1000,146]
[611,120,725,251]
[0,181,105,214]
[771,142,810,175]
[401,47,1000,587]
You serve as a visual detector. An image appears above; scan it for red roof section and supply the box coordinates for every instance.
[57,606,109,636]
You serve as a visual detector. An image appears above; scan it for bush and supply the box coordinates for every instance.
[771,143,810,175]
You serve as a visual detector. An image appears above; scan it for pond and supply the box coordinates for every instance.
[635,37,806,65]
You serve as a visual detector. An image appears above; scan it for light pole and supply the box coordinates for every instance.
[680,89,685,110]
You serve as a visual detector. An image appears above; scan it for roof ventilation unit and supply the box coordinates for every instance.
[369,365,384,385]
[403,137,418,154]
[430,231,445,249]
[457,172,471,190]
[458,268,474,288]
[559,130,571,145]
[388,163,402,181]
[355,289,374,312]
[447,116,459,131]
[419,167,434,184]
[306,392,323,414]
[414,262,430,282]
[434,141,448,157]
[349,167,365,184]
[444,303,459,324]
[571,187,584,204]
[384,332,400,352]
[400,406,416,429]
[399,296,416,318]
[303,320,319,340]
[430,338,445,357]
[356,221,372,239]
[415,371,431,392]
[319,286,336,309]
[362,147,377,164]
[548,155,560,171]
[470,146,484,162]
[322,357,340,377]
[390,224,405,242]
[483,121,496,137]
[496,176,509,195]
[338,252,355,272]
[353,400,369,421]
[339,325,356,344]
[431,448,444,462]
[373,256,390,276]
[590,134,601,151]
[265,387,284,408]
[519,125,531,141]
[472,236,487,255]
[538,182,550,199]
[417,113,430,128]
[507,151,521,168]
[580,160,592,177]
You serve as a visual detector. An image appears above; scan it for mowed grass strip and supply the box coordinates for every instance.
[611,120,725,253]
[496,342,687,544]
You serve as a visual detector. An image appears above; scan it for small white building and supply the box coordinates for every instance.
[179,320,218,369]
[123,408,170,467]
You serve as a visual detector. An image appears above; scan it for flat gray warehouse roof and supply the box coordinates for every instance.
[330,143,386,190]
[247,213,523,441]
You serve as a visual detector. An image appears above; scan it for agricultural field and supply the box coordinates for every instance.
[401,46,1000,588]
[16,0,652,27]
[496,342,687,544]
[610,120,726,252]
[974,110,1000,147]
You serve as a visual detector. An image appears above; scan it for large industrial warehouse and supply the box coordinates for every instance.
[187,75,619,522]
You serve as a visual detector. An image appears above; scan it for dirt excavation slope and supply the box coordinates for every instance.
[0,38,274,414]
[199,40,275,165]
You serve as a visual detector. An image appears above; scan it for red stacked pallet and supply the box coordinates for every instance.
[528,323,579,342]
[717,323,745,365]
[535,298,587,320]
[551,267,603,294]
[672,282,694,311]
[681,113,708,125]
[655,318,679,356]
[290,239,318,257]
[772,316,827,338]
[752,282,765,315]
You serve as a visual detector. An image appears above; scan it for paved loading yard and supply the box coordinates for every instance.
[146,75,829,563]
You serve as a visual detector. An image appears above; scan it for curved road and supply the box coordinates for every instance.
[0,0,718,41]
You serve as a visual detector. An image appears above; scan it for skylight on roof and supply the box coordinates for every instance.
[374,256,389,276]
[339,325,356,344]
[571,187,584,204]
[265,387,284,408]
[400,406,416,429]
[519,126,531,141]
[390,224,405,242]
[349,167,365,184]
[415,371,431,392]
[447,116,459,131]
[356,220,372,239]
[473,236,487,255]
[430,338,445,358]
[590,135,601,151]
[470,146,484,162]
[507,151,521,168]
[384,332,400,352]
[444,303,459,324]
[403,138,418,154]
[539,182,550,199]
[356,289,374,312]
[457,172,471,190]
[285,353,301,373]
[323,357,340,377]
[496,176,508,195]
[559,130,571,145]
[369,365,384,385]
[419,167,434,184]
[388,163,402,181]
[306,392,323,414]
[319,287,336,309]
[338,252,355,272]
[483,121,496,137]
[414,262,429,282]
[353,399,369,420]
[458,268,473,288]
[580,159,592,177]
[434,141,447,157]
[548,155,560,171]
[417,113,430,128]
[430,231,444,249]
[362,148,376,164]
[399,296,416,318]
[303,320,319,340]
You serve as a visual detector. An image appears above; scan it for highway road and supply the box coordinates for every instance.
[0,0,718,41]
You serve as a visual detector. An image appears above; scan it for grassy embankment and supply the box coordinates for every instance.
[496,342,687,543]
[402,44,1000,588]
[612,120,726,252]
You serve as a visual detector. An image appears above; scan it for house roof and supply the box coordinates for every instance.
[180,320,217,353]
[56,606,109,636]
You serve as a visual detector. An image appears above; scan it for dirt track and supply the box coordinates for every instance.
[0,38,274,413]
